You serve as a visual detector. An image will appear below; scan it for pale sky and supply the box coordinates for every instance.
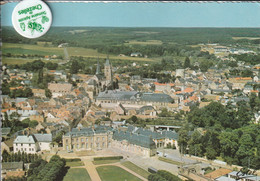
[2,2,260,27]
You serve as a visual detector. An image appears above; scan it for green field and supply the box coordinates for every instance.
[63,168,91,181]
[2,43,154,63]
[66,161,84,167]
[96,165,142,181]
[158,157,183,166]
[121,161,150,179]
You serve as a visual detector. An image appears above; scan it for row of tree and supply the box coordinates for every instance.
[2,150,41,163]
[19,60,58,72]
[27,155,67,181]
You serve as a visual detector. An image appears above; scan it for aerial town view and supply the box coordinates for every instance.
[1,2,260,181]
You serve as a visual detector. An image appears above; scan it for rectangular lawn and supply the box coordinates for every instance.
[63,168,91,181]
[96,165,142,181]
[121,161,150,179]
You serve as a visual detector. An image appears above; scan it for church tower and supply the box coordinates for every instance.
[104,57,113,85]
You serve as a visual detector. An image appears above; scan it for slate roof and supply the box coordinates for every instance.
[113,130,156,149]
[140,93,173,103]
[162,130,179,140]
[34,134,52,142]
[97,90,173,103]
[105,59,110,66]
[2,127,11,136]
[14,135,37,144]
[97,90,138,101]
[65,126,112,137]
[135,128,164,140]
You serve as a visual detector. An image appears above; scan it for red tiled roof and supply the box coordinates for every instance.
[183,87,194,93]
[154,82,174,86]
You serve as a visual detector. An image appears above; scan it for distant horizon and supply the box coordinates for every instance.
[2,2,260,27]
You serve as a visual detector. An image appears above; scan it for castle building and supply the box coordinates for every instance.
[62,126,113,151]
[112,130,157,157]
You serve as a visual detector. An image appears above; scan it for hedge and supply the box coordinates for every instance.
[93,156,123,161]
[65,158,81,162]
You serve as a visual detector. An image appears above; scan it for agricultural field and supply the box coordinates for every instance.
[96,165,142,181]
[63,168,91,181]
[2,43,154,64]
[2,43,64,56]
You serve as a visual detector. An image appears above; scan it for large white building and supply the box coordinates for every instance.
[13,135,40,154]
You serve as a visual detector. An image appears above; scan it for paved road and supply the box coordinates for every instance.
[81,157,102,181]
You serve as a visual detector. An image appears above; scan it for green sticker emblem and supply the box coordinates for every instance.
[12,0,52,39]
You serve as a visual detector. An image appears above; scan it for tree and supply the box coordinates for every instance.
[2,149,9,162]
[70,60,80,74]
[37,69,44,85]
[158,108,171,117]
[45,88,52,98]
[184,57,191,68]
[219,131,239,164]
[3,112,11,127]
[148,174,167,181]
[178,129,189,154]
[157,170,182,181]
[46,62,58,70]
[131,116,138,124]
[188,131,203,157]
[23,87,33,97]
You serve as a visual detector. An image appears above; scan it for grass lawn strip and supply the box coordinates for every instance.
[66,161,84,167]
[158,157,183,166]
[92,159,120,165]
[121,161,150,179]
[96,165,142,181]
[63,168,91,181]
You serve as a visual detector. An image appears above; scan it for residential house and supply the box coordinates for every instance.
[34,134,52,151]
[1,138,14,153]
[32,89,46,98]
[13,135,40,153]
[154,82,175,93]
[204,168,232,180]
